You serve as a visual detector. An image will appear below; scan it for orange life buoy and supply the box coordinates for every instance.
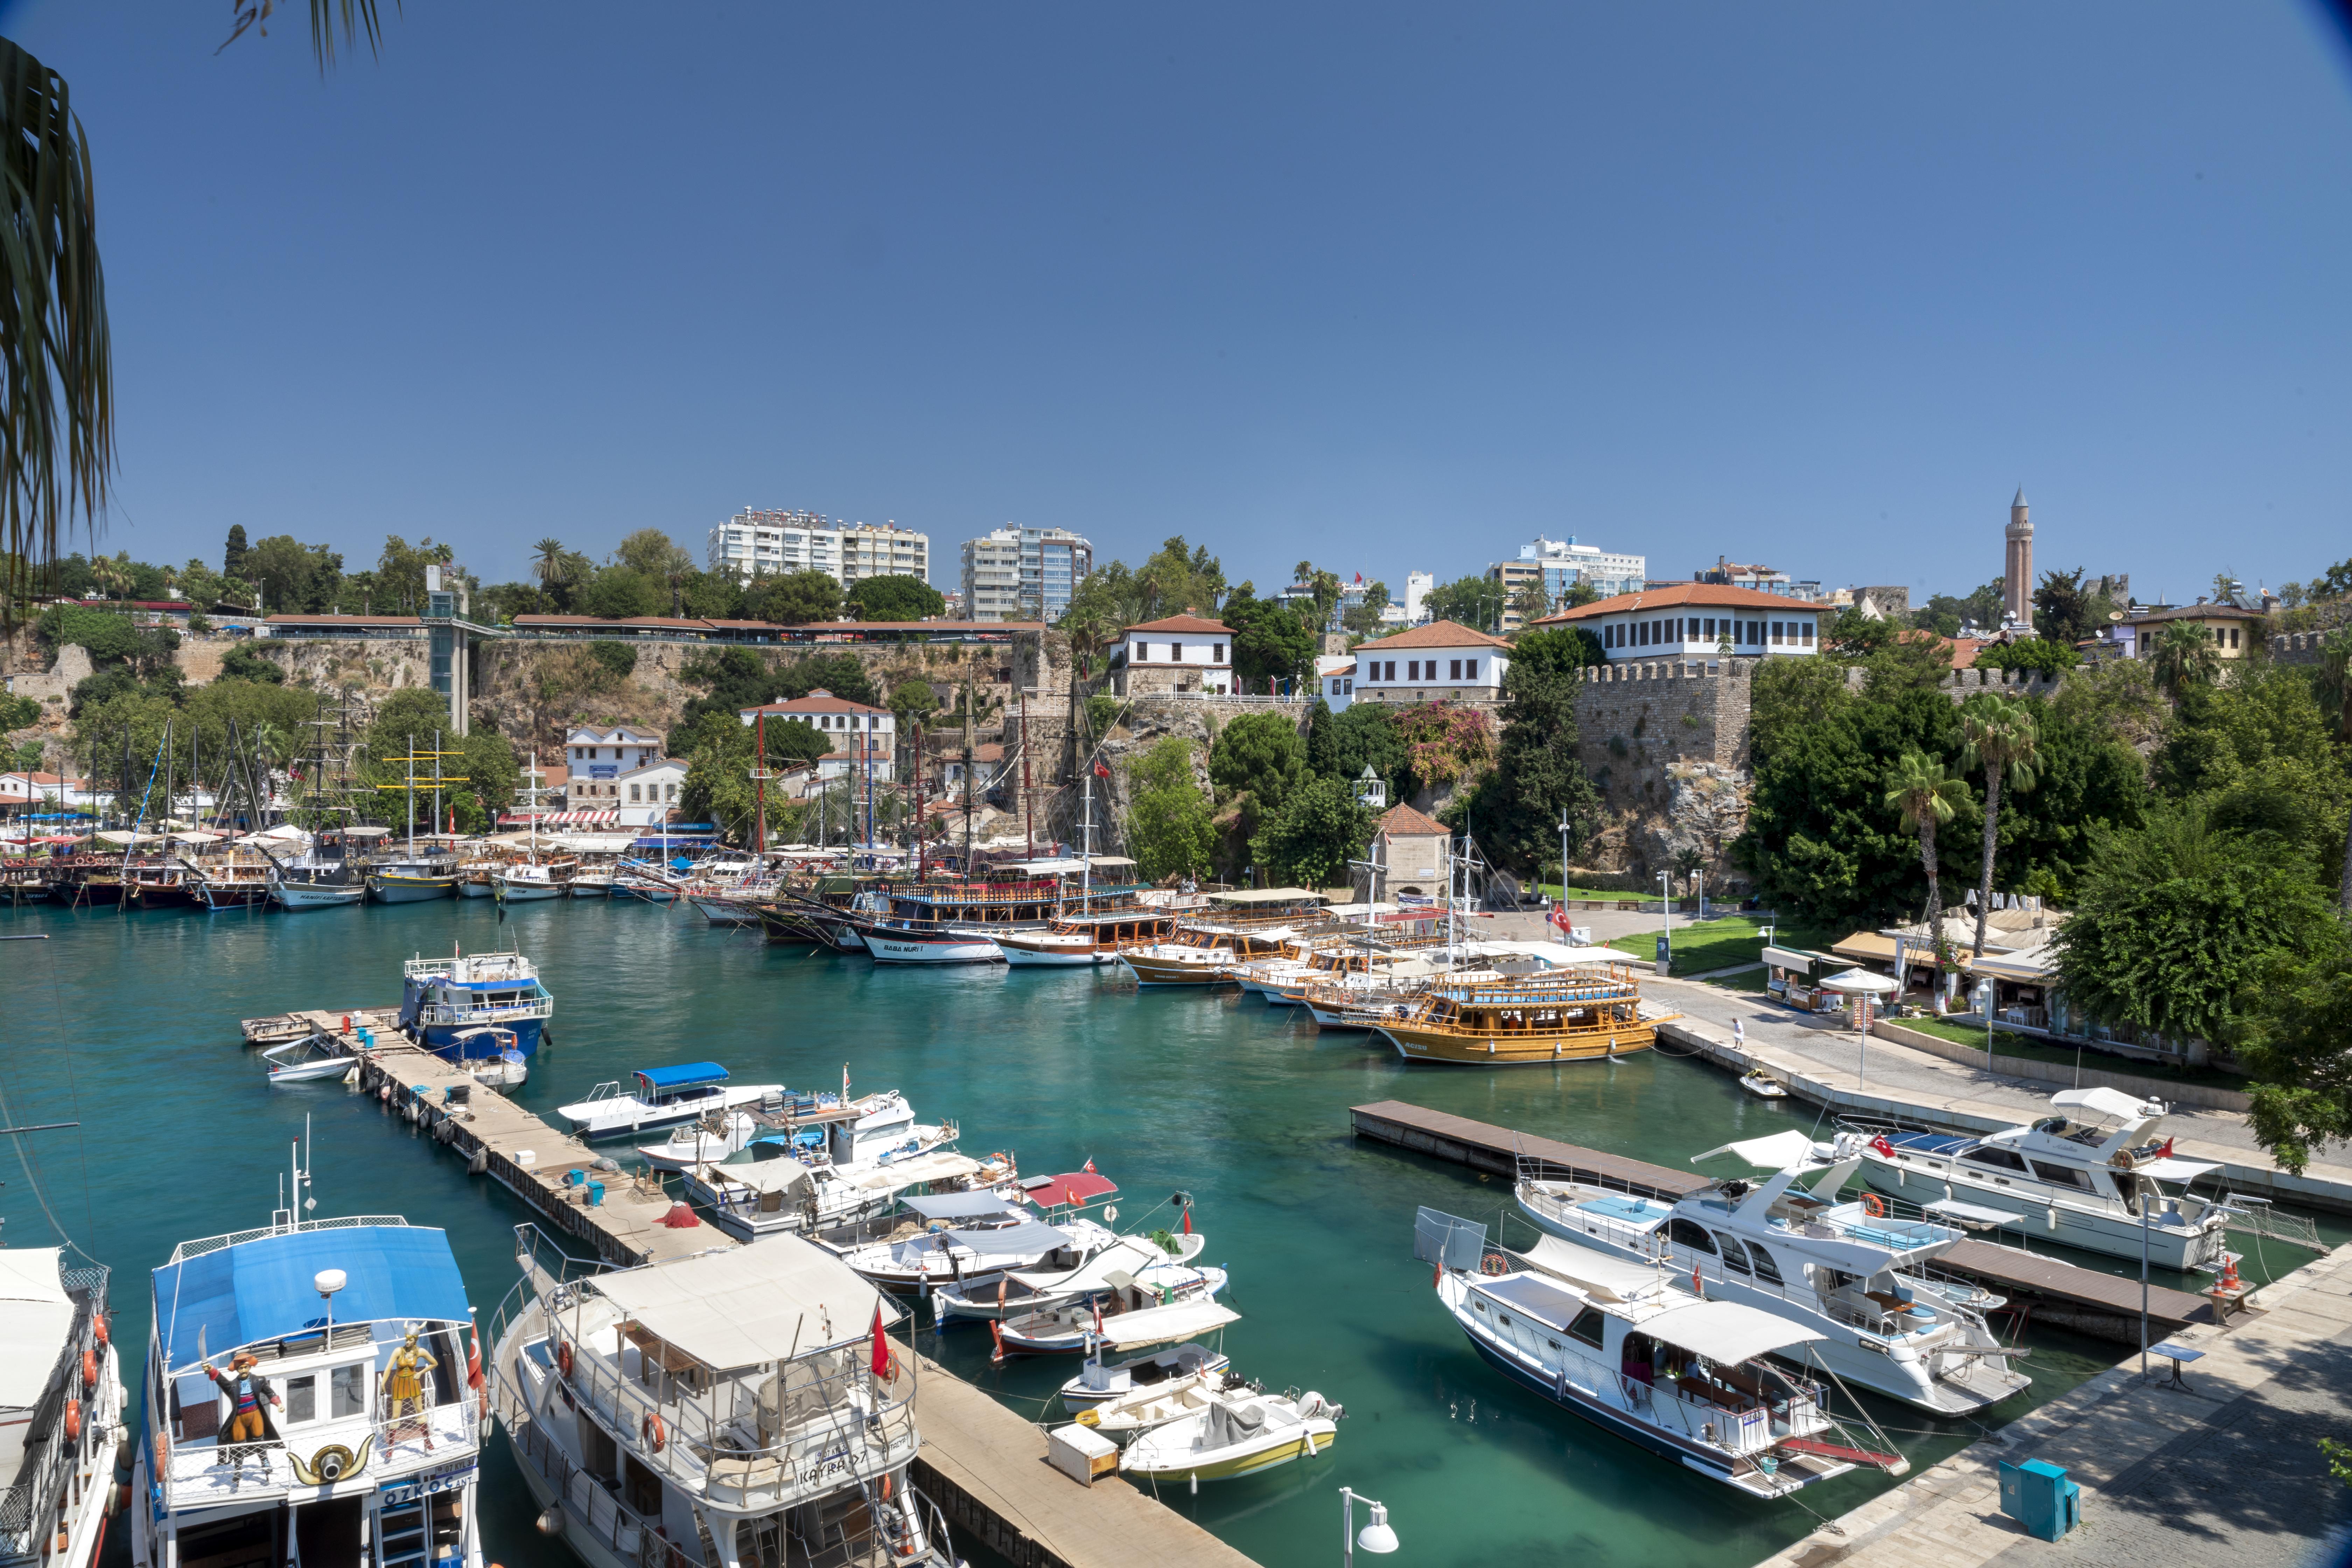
[93,1316,108,1348]
[555,1340,574,1380]
[63,1399,80,1442]
[1861,1193,1889,1219]
[642,1412,666,1452]
[1479,1252,1510,1277]
[82,1348,97,1391]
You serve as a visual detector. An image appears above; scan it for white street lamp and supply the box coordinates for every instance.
[1342,1488,1398,1562]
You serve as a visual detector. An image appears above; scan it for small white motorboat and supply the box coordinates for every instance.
[635,1110,761,1172]
[262,1032,352,1084]
[994,1267,1232,1357]
[1062,1342,1231,1415]
[934,1230,1208,1323]
[1119,1387,1342,1482]
[451,1027,529,1091]
[1738,1070,1789,1100]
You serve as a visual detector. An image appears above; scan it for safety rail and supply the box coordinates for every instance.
[413,989,555,1027]
[504,1392,713,1568]
[159,1398,478,1502]
[167,1214,411,1264]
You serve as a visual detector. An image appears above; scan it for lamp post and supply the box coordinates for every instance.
[1341,1488,1398,1564]
[1657,870,1672,976]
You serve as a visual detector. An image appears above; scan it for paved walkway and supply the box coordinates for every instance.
[1756,1242,2352,1568]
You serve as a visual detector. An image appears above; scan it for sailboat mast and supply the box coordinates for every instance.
[406,733,416,856]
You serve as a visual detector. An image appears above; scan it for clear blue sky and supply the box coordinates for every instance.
[10,1,2352,604]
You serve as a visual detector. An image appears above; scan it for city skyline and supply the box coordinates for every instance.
[10,3,2350,605]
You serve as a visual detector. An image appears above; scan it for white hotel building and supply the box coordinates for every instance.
[1536,583,1824,659]
[707,509,930,590]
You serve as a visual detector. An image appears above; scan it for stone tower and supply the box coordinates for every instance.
[2003,487,2033,628]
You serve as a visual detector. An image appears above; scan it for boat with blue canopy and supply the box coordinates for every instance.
[399,945,554,1061]
[556,1062,782,1140]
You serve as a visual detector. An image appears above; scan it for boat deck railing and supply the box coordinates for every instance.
[414,990,555,1027]
[158,1397,478,1504]
[504,1393,710,1568]
[0,1268,106,1554]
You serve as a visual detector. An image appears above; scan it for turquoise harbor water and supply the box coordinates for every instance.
[2,897,2337,1568]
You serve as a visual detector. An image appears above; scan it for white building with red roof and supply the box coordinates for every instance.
[1113,615,1233,696]
[1532,583,1823,662]
[737,690,897,782]
[1348,620,1510,706]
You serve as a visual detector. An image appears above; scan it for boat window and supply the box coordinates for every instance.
[1666,1217,1717,1254]
[1962,1147,2029,1173]
[1745,1243,1785,1285]
[332,1363,368,1418]
[1716,1235,1752,1274]
[1567,1307,1606,1349]
[1471,1298,1487,1312]
[285,1373,316,1423]
[1497,1314,1512,1327]
[2030,1161,2091,1190]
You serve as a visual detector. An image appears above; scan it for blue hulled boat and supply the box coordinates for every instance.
[399,946,554,1062]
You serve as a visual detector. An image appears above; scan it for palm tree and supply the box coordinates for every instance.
[531,538,570,590]
[1,9,387,625]
[1960,696,2040,957]
[2149,618,2221,698]
[1885,751,1968,952]
[2314,627,2352,915]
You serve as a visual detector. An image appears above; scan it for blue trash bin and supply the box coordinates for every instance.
[1997,1458,2080,1541]
[586,1180,605,1208]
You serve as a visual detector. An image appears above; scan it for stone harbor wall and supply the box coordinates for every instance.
[1573,659,1752,803]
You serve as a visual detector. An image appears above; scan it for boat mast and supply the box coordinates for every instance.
[753,711,766,857]
[434,728,443,840]
[1081,766,1092,903]
[406,733,416,858]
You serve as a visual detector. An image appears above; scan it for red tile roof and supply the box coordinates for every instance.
[1376,803,1448,837]
[1534,584,1828,621]
[740,690,889,718]
[1353,620,1509,652]
[1122,615,1232,636]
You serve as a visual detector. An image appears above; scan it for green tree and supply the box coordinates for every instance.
[218,643,284,685]
[1124,737,1215,882]
[1323,704,1408,802]
[1208,710,1307,816]
[1826,606,1898,660]
[223,525,248,580]
[0,692,38,732]
[749,569,843,626]
[1885,752,1967,938]
[1561,579,1603,609]
[2149,618,2221,698]
[2239,924,2352,1175]
[1220,589,1317,690]
[581,567,663,620]
[2032,567,2099,646]
[530,538,577,609]
[1424,575,1506,635]
[583,641,637,678]
[1340,581,1390,637]
[615,527,692,586]
[887,677,940,732]
[1506,578,1552,628]
[242,536,343,614]
[1459,643,1602,876]
[2313,628,2352,915]
[1961,694,2040,955]
[1250,774,1376,888]
[678,568,744,621]
[370,534,455,614]
[847,574,946,622]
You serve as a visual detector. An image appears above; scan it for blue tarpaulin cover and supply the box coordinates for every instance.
[151,1224,470,1372]
[636,1062,728,1091]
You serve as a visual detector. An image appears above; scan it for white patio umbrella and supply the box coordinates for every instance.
[1818,968,1900,995]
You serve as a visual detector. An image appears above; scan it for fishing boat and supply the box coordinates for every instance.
[365,853,459,903]
[934,1227,1208,1324]
[400,946,555,1058]
[264,844,367,910]
[1062,1341,1231,1416]
[995,906,1184,966]
[452,1026,529,1090]
[634,1109,764,1172]
[1117,919,1307,987]
[866,919,1006,965]
[1847,1087,2319,1271]
[262,1031,353,1084]
[1415,1207,1905,1498]
[453,858,500,898]
[1374,958,1669,1064]
[1516,1130,2031,1415]
[493,857,576,901]
[566,866,615,897]
[0,1246,125,1568]
[490,1226,960,1568]
[612,868,680,904]
[1119,1387,1342,1483]
[994,1265,1233,1356]
[131,1144,486,1568]
[689,1150,1001,1243]
[556,1062,784,1140]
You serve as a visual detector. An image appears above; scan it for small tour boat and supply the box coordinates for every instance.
[0,1244,122,1568]
[401,945,554,1058]
[814,1185,1111,1295]
[1417,1207,1906,1498]
[1117,918,1305,987]
[365,854,459,902]
[494,857,576,900]
[1062,1341,1231,1415]
[866,920,1005,965]
[556,1062,783,1140]
[566,866,615,897]
[690,1149,1001,1243]
[262,1031,353,1084]
[1375,958,1668,1064]
[994,1266,1232,1356]
[996,908,1183,967]
[1119,1387,1342,1483]
[454,1026,529,1090]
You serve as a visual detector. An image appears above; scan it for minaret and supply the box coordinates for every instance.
[2003,487,2033,628]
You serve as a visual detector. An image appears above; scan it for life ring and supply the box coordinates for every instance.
[82,1348,98,1391]
[63,1399,79,1442]
[555,1340,574,1380]
[1861,1194,1889,1219]
[642,1412,666,1452]
[1479,1252,1510,1277]
[93,1317,108,1348]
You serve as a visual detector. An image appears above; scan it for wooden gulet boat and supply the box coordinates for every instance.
[1374,957,1673,1064]
[1117,919,1309,987]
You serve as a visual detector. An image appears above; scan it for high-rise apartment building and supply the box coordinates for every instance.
[1488,537,1648,630]
[960,525,1093,621]
[706,508,929,590]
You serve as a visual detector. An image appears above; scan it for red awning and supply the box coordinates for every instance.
[498,810,621,826]
[1022,1171,1118,1206]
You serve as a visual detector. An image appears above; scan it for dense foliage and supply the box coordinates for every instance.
[1218,588,1318,690]
[1207,711,1307,818]
[1250,774,1376,889]
[1123,737,1215,883]
[847,574,946,622]
[1453,630,1604,876]
[667,648,880,754]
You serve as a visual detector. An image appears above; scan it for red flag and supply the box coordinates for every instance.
[1082,1157,1097,1174]
[1181,1206,1192,1236]
[869,1305,890,1380]
[2157,1137,2175,1160]
[1869,1135,1895,1158]
[1093,761,1110,779]
[1550,905,1572,933]
[1691,1262,1704,1298]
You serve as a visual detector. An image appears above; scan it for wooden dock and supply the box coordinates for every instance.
[1350,1100,2215,1339]
[245,1007,1263,1568]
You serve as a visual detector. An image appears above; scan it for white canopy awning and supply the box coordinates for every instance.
[0,1249,73,1409]
[847,1150,982,1192]
[1509,1236,1675,1302]
[2051,1087,2165,1123]
[1010,1236,1168,1293]
[703,1159,815,1196]
[1207,887,1325,905]
[586,1238,898,1370]
[92,830,162,845]
[1691,1130,1821,1171]
[1637,1300,1826,1366]
[1760,945,1820,974]
[1819,967,1901,995]
[1091,1300,1240,1353]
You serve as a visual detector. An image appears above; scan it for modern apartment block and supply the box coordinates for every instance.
[706,508,930,589]
[960,525,1093,621]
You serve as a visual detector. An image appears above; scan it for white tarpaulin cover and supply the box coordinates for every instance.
[2050,1087,2165,1123]
[1636,1300,1827,1365]
[587,1238,898,1369]
[1009,1236,1169,1292]
[1508,1236,1674,1303]
[0,1248,73,1409]
[1691,1130,1821,1171]
[1093,1300,1240,1352]
[847,1151,981,1191]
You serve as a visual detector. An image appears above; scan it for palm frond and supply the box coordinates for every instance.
[0,39,112,630]
[218,0,396,70]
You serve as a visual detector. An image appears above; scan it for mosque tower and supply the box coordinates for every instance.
[2003,487,2033,628]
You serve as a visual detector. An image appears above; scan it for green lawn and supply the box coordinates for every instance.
[1535,884,1652,903]
[1604,916,1840,978]
[1890,1014,2248,1092]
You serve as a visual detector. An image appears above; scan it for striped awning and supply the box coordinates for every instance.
[499,811,620,826]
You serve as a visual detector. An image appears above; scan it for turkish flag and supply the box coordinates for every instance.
[869,1305,891,1381]
[1094,761,1111,779]
[1869,1135,1896,1158]
[1691,1262,1704,1298]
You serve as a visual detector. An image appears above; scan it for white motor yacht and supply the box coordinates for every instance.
[556,1063,783,1140]
[933,1231,1209,1323]
[815,1190,1113,1297]
[1418,1208,1906,1499]
[634,1110,763,1172]
[687,1150,997,1243]
[491,1227,960,1568]
[1847,1087,2290,1272]
[1119,1387,1341,1483]
[1517,1130,2031,1415]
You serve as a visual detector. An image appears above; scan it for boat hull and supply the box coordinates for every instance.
[1858,1156,2221,1270]
[868,931,1004,965]
[272,882,366,910]
[1376,1021,1656,1064]
[368,874,456,903]
[456,878,496,898]
[1118,955,1238,987]
[1120,1420,1336,1481]
[999,942,1110,967]
[496,878,568,901]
